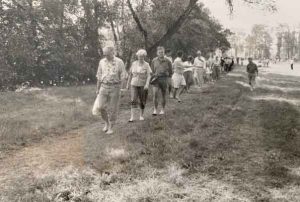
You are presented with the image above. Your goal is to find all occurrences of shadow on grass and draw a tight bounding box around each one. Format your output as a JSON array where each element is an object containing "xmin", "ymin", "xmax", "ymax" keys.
[{"xmin": 257, "ymin": 100, "xmax": 300, "ymax": 187}]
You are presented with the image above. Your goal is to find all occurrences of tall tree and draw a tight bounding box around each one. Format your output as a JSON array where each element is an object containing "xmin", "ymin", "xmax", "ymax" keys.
[{"xmin": 127, "ymin": 0, "xmax": 199, "ymax": 56}]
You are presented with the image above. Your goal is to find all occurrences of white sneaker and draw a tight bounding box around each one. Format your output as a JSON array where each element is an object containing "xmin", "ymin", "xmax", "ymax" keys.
[
  {"xmin": 176, "ymin": 97, "xmax": 182, "ymax": 102},
  {"xmin": 152, "ymin": 109, "xmax": 158, "ymax": 116},
  {"xmin": 103, "ymin": 123, "xmax": 108, "ymax": 132},
  {"xmin": 139, "ymin": 116, "xmax": 145, "ymax": 121},
  {"xmin": 159, "ymin": 110, "xmax": 165, "ymax": 115},
  {"xmin": 106, "ymin": 129, "xmax": 114, "ymax": 135}
]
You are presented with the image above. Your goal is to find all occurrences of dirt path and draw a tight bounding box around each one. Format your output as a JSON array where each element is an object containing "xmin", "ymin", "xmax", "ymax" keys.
[
  {"xmin": 0, "ymin": 82, "xmax": 214, "ymax": 191},
  {"xmin": 0, "ymin": 130, "xmax": 83, "ymax": 188}
]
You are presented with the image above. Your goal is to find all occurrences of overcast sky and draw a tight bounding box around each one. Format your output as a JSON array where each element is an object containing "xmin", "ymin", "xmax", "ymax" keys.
[{"xmin": 200, "ymin": 0, "xmax": 300, "ymax": 33}]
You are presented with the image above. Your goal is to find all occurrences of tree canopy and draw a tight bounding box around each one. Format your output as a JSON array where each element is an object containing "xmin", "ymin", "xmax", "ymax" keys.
[{"xmin": 0, "ymin": 0, "xmax": 233, "ymax": 89}]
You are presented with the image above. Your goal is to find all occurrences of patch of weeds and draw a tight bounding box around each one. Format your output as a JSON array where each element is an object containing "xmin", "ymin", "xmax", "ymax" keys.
[{"xmin": 0, "ymin": 119, "xmax": 34, "ymax": 150}]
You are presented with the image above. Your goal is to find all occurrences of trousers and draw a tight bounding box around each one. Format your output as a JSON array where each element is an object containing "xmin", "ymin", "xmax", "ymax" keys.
[{"xmin": 98, "ymin": 84, "xmax": 121, "ymax": 123}]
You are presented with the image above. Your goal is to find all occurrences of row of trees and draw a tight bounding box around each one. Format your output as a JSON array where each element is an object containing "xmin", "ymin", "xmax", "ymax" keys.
[
  {"xmin": 276, "ymin": 24, "xmax": 300, "ymax": 60},
  {"xmin": 229, "ymin": 25, "xmax": 273, "ymax": 59},
  {"xmin": 0, "ymin": 0, "xmax": 277, "ymax": 89}
]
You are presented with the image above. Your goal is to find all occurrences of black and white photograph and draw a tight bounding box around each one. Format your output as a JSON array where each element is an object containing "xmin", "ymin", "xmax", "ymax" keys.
[{"xmin": 0, "ymin": 0, "xmax": 300, "ymax": 201}]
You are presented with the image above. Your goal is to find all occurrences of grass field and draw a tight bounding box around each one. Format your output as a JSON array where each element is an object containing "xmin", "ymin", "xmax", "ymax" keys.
[
  {"xmin": 0, "ymin": 85, "xmax": 98, "ymax": 153},
  {"xmin": 1, "ymin": 65, "xmax": 300, "ymax": 201}
]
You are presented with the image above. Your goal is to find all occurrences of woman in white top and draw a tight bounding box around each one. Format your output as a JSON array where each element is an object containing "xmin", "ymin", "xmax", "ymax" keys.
[
  {"xmin": 206, "ymin": 54, "xmax": 214, "ymax": 82},
  {"xmin": 127, "ymin": 49, "xmax": 152, "ymax": 122},
  {"xmin": 193, "ymin": 50, "xmax": 206, "ymax": 87},
  {"xmin": 171, "ymin": 51, "xmax": 186, "ymax": 102}
]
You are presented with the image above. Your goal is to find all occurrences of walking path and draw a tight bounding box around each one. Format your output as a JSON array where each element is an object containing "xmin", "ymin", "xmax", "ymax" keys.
[{"xmin": 0, "ymin": 79, "xmax": 214, "ymax": 191}]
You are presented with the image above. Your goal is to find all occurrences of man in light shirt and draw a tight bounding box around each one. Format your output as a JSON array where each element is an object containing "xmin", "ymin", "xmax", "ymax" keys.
[
  {"xmin": 193, "ymin": 50, "xmax": 206, "ymax": 87},
  {"xmin": 96, "ymin": 46, "xmax": 127, "ymax": 134}
]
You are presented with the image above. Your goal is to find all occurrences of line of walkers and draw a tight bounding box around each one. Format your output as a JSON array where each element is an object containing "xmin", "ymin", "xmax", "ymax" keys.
[{"xmin": 92, "ymin": 45, "xmax": 233, "ymax": 134}]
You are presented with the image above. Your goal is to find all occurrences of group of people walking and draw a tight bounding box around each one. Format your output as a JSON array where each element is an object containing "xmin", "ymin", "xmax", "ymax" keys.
[{"xmin": 93, "ymin": 45, "xmax": 231, "ymax": 134}]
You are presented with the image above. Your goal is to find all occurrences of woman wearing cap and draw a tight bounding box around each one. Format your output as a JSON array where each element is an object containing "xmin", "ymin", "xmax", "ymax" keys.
[{"xmin": 127, "ymin": 49, "xmax": 152, "ymax": 122}]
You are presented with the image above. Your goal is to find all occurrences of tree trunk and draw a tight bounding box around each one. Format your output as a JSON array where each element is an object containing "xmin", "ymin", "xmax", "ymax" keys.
[
  {"xmin": 147, "ymin": 0, "xmax": 198, "ymax": 56},
  {"xmin": 0, "ymin": 0, "xmax": 3, "ymax": 13},
  {"xmin": 81, "ymin": 0, "xmax": 101, "ymax": 70},
  {"xmin": 26, "ymin": 0, "xmax": 38, "ymax": 48},
  {"xmin": 104, "ymin": 0, "xmax": 119, "ymax": 54},
  {"xmin": 126, "ymin": 0, "xmax": 148, "ymax": 50},
  {"xmin": 127, "ymin": 0, "xmax": 198, "ymax": 57}
]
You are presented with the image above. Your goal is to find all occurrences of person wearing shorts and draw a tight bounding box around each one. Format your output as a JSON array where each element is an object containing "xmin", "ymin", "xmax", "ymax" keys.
[
  {"xmin": 247, "ymin": 57, "xmax": 258, "ymax": 91},
  {"xmin": 172, "ymin": 51, "xmax": 186, "ymax": 102},
  {"xmin": 127, "ymin": 49, "xmax": 152, "ymax": 122},
  {"xmin": 151, "ymin": 46, "xmax": 173, "ymax": 115}
]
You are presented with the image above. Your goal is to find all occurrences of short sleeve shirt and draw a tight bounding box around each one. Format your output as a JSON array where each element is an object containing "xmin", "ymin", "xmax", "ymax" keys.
[
  {"xmin": 165, "ymin": 56, "xmax": 173, "ymax": 63},
  {"xmin": 291, "ymin": 59, "xmax": 294, "ymax": 65},
  {"xmin": 151, "ymin": 57, "xmax": 173, "ymax": 77},
  {"xmin": 207, "ymin": 57, "xmax": 214, "ymax": 68},
  {"xmin": 247, "ymin": 63, "xmax": 258, "ymax": 74},
  {"xmin": 194, "ymin": 57, "xmax": 206, "ymax": 68},
  {"xmin": 183, "ymin": 61, "xmax": 194, "ymax": 72},
  {"xmin": 214, "ymin": 59, "xmax": 221, "ymax": 66},
  {"xmin": 173, "ymin": 57, "xmax": 185, "ymax": 74},
  {"xmin": 96, "ymin": 57, "xmax": 126, "ymax": 84},
  {"xmin": 225, "ymin": 58, "xmax": 232, "ymax": 64},
  {"xmin": 130, "ymin": 61, "xmax": 152, "ymax": 87}
]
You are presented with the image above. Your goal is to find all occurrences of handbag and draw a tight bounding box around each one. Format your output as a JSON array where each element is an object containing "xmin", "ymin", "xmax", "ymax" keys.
[
  {"xmin": 150, "ymin": 75, "xmax": 159, "ymax": 85},
  {"xmin": 92, "ymin": 94, "xmax": 101, "ymax": 116}
]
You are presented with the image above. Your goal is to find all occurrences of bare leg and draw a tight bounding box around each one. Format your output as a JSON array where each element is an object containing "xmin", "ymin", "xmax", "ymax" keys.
[
  {"xmin": 168, "ymin": 81, "xmax": 172, "ymax": 96},
  {"xmin": 173, "ymin": 88, "xmax": 178, "ymax": 99},
  {"xmin": 153, "ymin": 86, "xmax": 159, "ymax": 115},
  {"xmin": 130, "ymin": 86, "xmax": 138, "ymax": 122},
  {"xmin": 179, "ymin": 86, "xmax": 185, "ymax": 97},
  {"xmin": 100, "ymin": 108, "xmax": 109, "ymax": 132},
  {"xmin": 138, "ymin": 87, "xmax": 145, "ymax": 120},
  {"xmin": 160, "ymin": 86, "xmax": 167, "ymax": 114}
]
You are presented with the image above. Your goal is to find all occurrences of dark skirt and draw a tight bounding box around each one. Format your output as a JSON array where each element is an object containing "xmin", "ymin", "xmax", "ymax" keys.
[{"xmin": 183, "ymin": 71, "xmax": 194, "ymax": 86}]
